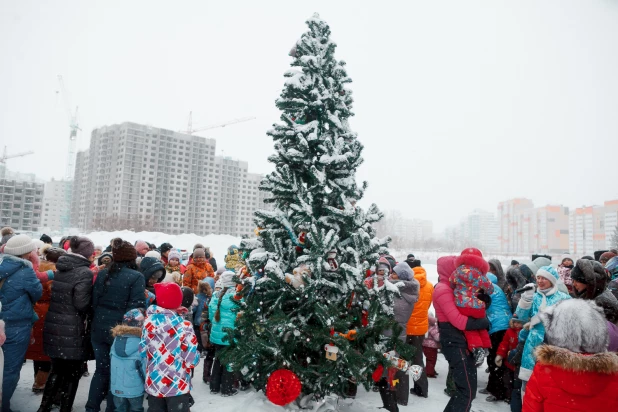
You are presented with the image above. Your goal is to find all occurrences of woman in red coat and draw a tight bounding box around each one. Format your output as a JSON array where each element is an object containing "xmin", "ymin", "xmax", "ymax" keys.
[
  {"xmin": 25, "ymin": 246, "xmax": 65, "ymax": 392},
  {"xmin": 523, "ymin": 299, "xmax": 618, "ymax": 411}
]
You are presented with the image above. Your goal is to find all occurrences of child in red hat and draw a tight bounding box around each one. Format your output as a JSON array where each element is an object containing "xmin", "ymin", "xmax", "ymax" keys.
[
  {"xmin": 139, "ymin": 282, "xmax": 199, "ymax": 411},
  {"xmin": 450, "ymin": 248, "xmax": 493, "ymax": 365}
]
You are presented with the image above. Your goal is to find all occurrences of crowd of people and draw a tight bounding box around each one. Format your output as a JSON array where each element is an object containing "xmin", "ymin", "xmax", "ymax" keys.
[{"xmin": 0, "ymin": 225, "xmax": 617, "ymax": 412}]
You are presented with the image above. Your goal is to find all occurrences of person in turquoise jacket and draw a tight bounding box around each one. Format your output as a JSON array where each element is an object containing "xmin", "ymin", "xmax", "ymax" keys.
[
  {"xmin": 482, "ymin": 273, "xmax": 512, "ymax": 402},
  {"xmin": 514, "ymin": 265, "xmax": 570, "ymax": 398},
  {"xmin": 110, "ymin": 309, "xmax": 146, "ymax": 412},
  {"xmin": 208, "ymin": 271, "xmax": 238, "ymax": 396}
]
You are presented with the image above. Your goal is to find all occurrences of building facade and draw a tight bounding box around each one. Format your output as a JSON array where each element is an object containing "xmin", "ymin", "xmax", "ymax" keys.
[
  {"xmin": 71, "ymin": 121, "xmax": 269, "ymax": 236},
  {"xmin": 569, "ymin": 200, "xmax": 618, "ymax": 255},
  {"xmin": 497, "ymin": 198, "xmax": 535, "ymax": 254},
  {"xmin": 0, "ymin": 177, "xmax": 44, "ymax": 231},
  {"xmin": 41, "ymin": 179, "xmax": 72, "ymax": 232},
  {"xmin": 460, "ymin": 209, "xmax": 499, "ymax": 253}
]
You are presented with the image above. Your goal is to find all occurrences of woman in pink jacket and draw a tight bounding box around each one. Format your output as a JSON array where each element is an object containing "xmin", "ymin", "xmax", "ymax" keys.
[{"xmin": 433, "ymin": 256, "xmax": 490, "ymax": 412}]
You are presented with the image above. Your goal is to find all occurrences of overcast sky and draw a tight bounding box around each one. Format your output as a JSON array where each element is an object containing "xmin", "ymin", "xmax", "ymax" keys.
[{"xmin": 2, "ymin": 0, "xmax": 617, "ymax": 232}]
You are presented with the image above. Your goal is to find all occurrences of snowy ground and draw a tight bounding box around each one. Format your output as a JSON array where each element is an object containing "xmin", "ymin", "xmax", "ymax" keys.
[
  {"xmin": 11, "ymin": 354, "xmax": 509, "ymax": 412},
  {"xmin": 10, "ymin": 264, "xmax": 508, "ymax": 412}
]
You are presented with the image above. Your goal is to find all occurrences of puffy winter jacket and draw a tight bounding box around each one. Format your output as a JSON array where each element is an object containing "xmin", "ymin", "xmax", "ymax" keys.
[
  {"xmin": 43, "ymin": 253, "xmax": 93, "ymax": 360},
  {"xmin": 486, "ymin": 274, "xmax": 511, "ymax": 334},
  {"xmin": 92, "ymin": 263, "xmax": 145, "ymax": 345},
  {"xmin": 183, "ymin": 261, "xmax": 214, "ymax": 293},
  {"xmin": 111, "ymin": 325, "xmax": 145, "ymax": 398},
  {"xmin": 515, "ymin": 287, "xmax": 570, "ymax": 381},
  {"xmin": 384, "ymin": 278, "xmax": 419, "ymax": 343},
  {"xmin": 450, "ymin": 265, "xmax": 493, "ymax": 309},
  {"xmin": 433, "ymin": 256, "xmax": 489, "ymax": 349},
  {"xmin": 422, "ymin": 315, "xmax": 440, "ymax": 349},
  {"xmin": 523, "ymin": 345, "xmax": 618, "ymax": 412},
  {"xmin": 26, "ymin": 260, "xmax": 55, "ymax": 362},
  {"xmin": 406, "ymin": 266, "xmax": 433, "ymax": 335},
  {"xmin": 496, "ymin": 326, "xmax": 520, "ymax": 371},
  {"xmin": 0, "ymin": 254, "xmax": 42, "ymax": 326},
  {"xmin": 208, "ymin": 288, "xmax": 237, "ymax": 346},
  {"xmin": 139, "ymin": 305, "xmax": 199, "ymax": 397}
]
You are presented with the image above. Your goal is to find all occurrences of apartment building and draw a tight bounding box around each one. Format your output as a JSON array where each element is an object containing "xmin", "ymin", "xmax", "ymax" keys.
[
  {"xmin": 71, "ymin": 122, "xmax": 268, "ymax": 236},
  {"xmin": 497, "ymin": 198, "xmax": 535, "ymax": 254},
  {"xmin": 460, "ymin": 209, "xmax": 499, "ymax": 253},
  {"xmin": 41, "ymin": 179, "xmax": 72, "ymax": 232},
  {"xmin": 0, "ymin": 177, "xmax": 44, "ymax": 231},
  {"xmin": 569, "ymin": 200, "xmax": 618, "ymax": 255}
]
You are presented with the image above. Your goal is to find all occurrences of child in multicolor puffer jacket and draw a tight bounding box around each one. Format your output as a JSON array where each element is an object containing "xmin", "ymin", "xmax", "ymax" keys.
[
  {"xmin": 449, "ymin": 248, "xmax": 493, "ymax": 364},
  {"xmin": 139, "ymin": 282, "xmax": 199, "ymax": 412}
]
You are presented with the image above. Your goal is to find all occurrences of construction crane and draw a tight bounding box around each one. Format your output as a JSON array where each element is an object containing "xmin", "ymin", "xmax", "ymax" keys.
[
  {"xmin": 1, "ymin": 146, "xmax": 34, "ymax": 164},
  {"xmin": 180, "ymin": 111, "xmax": 256, "ymax": 135},
  {"xmin": 57, "ymin": 75, "xmax": 81, "ymax": 181},
  {"xmin": 0, "ymin": 146, "xmax": 34, "ymax": 179}
]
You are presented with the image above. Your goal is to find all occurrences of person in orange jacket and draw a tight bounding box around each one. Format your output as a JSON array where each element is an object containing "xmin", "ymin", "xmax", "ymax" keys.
[
  {"xmin": 182, "ymin": 248, "xmax": 214, "ymax": 293},
  {"xmin": 405, "ymin": 254, "xmax": 433, "ymax": 398}
]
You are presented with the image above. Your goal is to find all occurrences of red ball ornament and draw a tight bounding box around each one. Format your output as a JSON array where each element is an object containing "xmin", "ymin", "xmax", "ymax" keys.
[{"xmin": 265, "ymin": 369, "xmax": 302, "ymax": 406}]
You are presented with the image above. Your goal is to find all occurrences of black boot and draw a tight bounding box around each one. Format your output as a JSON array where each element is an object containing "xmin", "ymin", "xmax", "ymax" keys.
[
  {"xmin": 377, "ymin": 379, "xmax": 399, "ymax": 412},
  {"xmin": 59, "ymin": 377, "xmax": 80, "ymax": 412},
  {"xmin": 203, "ymin": 357, "xmax": 213, "ymax": 383},
  {"xmin": 37, "ymin": 372, "xmax": 62, "ymax": 412}
]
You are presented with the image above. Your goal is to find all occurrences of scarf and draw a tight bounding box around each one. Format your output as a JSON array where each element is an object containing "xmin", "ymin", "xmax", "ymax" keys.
[{"xmin": 529, "ymin": 284, "xmax": 558, "ymax": 327}]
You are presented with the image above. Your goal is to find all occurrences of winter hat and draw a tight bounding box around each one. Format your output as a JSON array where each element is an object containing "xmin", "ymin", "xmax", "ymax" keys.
[
  {"xmin": 181, "ymin": 287, "xmax": 194, "ymax": 309},
  {"xmin": 44, "ymin": 247, "xmax": 66, "ymax": 264},
  {"xmin": 219, "ymin": 270, "xmax": 236, "ymax": 288},
  {"xmin": 204, "ymin": 277, "xmax": 216, "ymax": 291},
  {"xmin": 97, "ymin": 252, "xmax": 113, "ymax": 266},
  {"xmin": 193, "ymin": 248, "xmax": 206, "ymax": 259},
  {"xmin": 122, "ymin": 308, "xmax": 145, "ymax": 328},
  {"xmin": 216, "ymin": 266, "xmax": 225, "ymax": 276},
  {"xmin": 393, "ymin": 262, "xmax": 414, "ymax": 281},
  {"xmin": 145, "ymin": 250, "xmax": 161, "ymax": 260},
  {"xmin": 139, "ymin": 257, "xmax": 165, "ymax": 283},
  {"xmin": 533, "ymin": 256, "xmax": 552, "ymax": 270},
  {"xmin": 455, "ymin": 247, "xmax": 489, "ymax": 274},
  {"xmin": 581, "ymin": 255, "xmax": 594, "ymax": 261},
  {"xmin": 159, "ymin": 242, "xmax": 174, "ymax": 255},
  {"xmin": 193, "ymin": 243, "xmax": 205, "ymax": 251},
  {"xmin": 510, "ymin": 260, "xmax": 519, "ymax": 266},
  {"xmin": 600, "ymin": 251, "xmax": 617, "ymax": 264},
  {"xmin": 0, "ymin": 227, "xmax": 15, "ymax": 246},
  {"xmin": 111, "ymin": 238, "xmax": 137, "ymax": 262},
  {"xmin": 383, "ymin": 255, "xmax": 397, "ymax": 272},
  {"xmin": 214, "ymin": 279, "xmax": 223, "ymax": 289},
  {"xmin": 535, "ymin": 266, "xmax": 559, "ymax": 287},
  {"xmin": 168, "ymin": 250, "xmax": 182, "ymax": 263},
  {"xmin": 3, "ymin": 234, "xmax": 36, "ymax": 256},
  {"xmin": 69, "ymin": 236, "xmax": 95, "ymax": 260},
  {"xmin": 539, "ymin": 299, "xmax": 609, "ymax": 353},
  {"xmin": 376, "ymin": 256, "xmax": 392, "ymax": 273},
  {"xmin": 570, "ymin": 259, "xmax": 606, "ymax": 285},
  {"xmin": 40, "ymin": 234, "xmax": 53, "ymax": 245},
  {"xmin": 406, "ymin": 253, "xmax": 415, "ymax": 261},
  {"xmin": 154, "ymin": 282, "xmax": 183, "ymax": 309},
  {"xmin": 561, "ymin": 254, "xmax": 574, "ymax": 265}
]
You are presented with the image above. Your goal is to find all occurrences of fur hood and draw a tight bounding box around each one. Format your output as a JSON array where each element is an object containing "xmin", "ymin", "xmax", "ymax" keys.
[
  {"xmin": 535, "ymin": 345, "xmax": 618, "ymax": 374},
  {"xmin": 111, "ymin": 324, "xmax": 142, "ymax": 338},
  {"xmin": 506, "ymin": 266, "xmax": 527, "ymax": 290},
  {"xmin": 455, "ymin": 253, "xmax": 489, "ymax": 275},
  {"xmin": 488, "ymin": 259, "xmax": 506, "ymax": 290},
  {"xmin": 539, "ymin": 299, "xmax": 609, "ymax": 353},
  {"xmin": 572, "ymin": 259, "xmax": 608, "ymax": 299}
]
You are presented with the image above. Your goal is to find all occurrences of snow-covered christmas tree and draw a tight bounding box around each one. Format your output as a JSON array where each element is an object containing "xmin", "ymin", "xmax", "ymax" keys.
[{"xmin": 223, "ymin": 13, "xmax": 411, "ymax": 405}]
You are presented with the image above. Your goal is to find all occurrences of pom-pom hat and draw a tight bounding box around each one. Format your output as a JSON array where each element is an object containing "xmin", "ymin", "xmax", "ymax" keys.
[
  {"xmin": 3, "ymin": 234, "xmax": 36, "ymax": 256},
  {"xmin": 154, "ymin": 282, "xmax": 183, "ymax": 309},
  {"xmin": 455, "ymin": 247, "xmax": 489, "ymax": 274}
]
